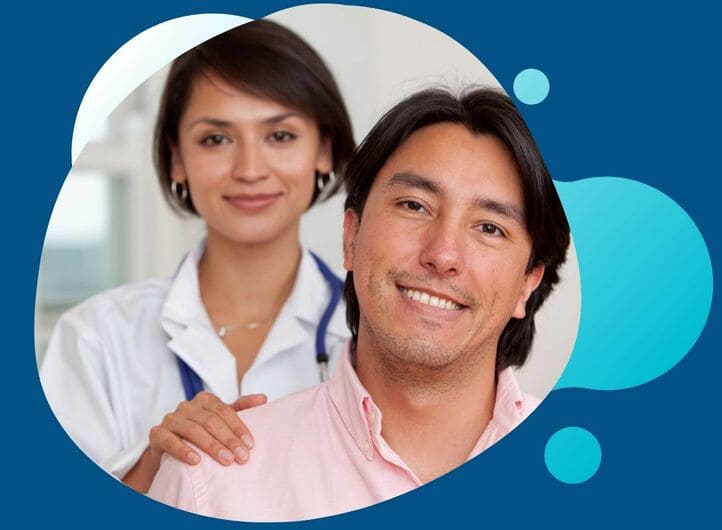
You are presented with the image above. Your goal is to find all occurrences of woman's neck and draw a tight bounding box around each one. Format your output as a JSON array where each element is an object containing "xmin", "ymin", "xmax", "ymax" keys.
[{"xmin": 198, "ymin": 227, "xmax": 302, "ymax": 324}]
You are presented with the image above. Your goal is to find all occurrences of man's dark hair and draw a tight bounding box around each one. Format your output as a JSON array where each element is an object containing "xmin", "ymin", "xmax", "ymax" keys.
[{"xmin": 343, "ymin": 87, "xmax": 570, "ymax": 372}]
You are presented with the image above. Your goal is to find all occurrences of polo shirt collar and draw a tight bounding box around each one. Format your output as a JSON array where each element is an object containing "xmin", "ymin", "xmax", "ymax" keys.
[{"xmin": 328, "ymin": 343, "xmax": 530, "ymax": 464}]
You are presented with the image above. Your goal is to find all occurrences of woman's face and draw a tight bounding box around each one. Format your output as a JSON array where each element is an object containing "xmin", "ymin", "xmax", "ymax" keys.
[{"xmin": 171, "ymin": 73, "xmax": 332, "ymax": 247}]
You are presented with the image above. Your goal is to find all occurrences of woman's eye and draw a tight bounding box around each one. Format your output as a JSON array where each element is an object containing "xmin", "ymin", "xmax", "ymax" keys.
[
  {"xmin": 200, "ymin": 134, "xmax": 229, "ymax": 146},
  {"xmin": 269, "ymin": 131, "xmax": 296, "ymax": 143}
]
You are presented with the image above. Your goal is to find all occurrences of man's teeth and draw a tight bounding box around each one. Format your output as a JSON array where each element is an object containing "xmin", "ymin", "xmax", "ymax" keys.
[{"xmin": 400, "ymin": 288, "xmax": 462, "ymax": 311}]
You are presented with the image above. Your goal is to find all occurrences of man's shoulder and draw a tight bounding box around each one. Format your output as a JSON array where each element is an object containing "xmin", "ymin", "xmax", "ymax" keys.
[
  {"xmin": 200, "ymin": 383, "xmax": 331, "ymax": 474},
  {"xmin": 238, "ymin": 383, "xmax": 330, "ymax": 433}
]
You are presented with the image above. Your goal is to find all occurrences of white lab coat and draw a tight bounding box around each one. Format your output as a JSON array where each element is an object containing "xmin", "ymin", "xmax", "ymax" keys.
[{"xmin": 39, "ymin": 241, "xmax": 350, "ymax": 479}]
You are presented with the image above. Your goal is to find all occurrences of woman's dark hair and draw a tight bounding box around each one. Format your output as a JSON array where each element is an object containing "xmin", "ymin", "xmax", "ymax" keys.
[
  {"xmin": 344, "ymin": 87, "xmax": 570, "ymax": 372},
  {"xmin": 154, "ymin": 19, "xmax": 355, "ymax": 214}
]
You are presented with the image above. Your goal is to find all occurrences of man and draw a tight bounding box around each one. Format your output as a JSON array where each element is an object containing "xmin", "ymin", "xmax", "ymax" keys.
[{"xmin": 148, "ymin": 87, "xmax": 570, "ymax": 521}]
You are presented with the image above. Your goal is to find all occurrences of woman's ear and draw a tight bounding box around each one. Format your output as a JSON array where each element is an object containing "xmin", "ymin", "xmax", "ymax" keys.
[
  {"xmin": 316, "ymin": 136, "xmax": 333, "ymax": 176},
  {"xmin": 170, "ymin": 144, "xmax": 186, "ymax": 184}
]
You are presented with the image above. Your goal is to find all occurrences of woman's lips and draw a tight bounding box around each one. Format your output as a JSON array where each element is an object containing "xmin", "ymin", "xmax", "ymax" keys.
[{"xmin": 225, "ymin": 192, "xmax": 282, "ymax": 212}]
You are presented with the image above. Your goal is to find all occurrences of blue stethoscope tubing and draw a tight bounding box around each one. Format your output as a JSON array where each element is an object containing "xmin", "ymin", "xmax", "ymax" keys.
[{"xmin": 176, "ymin": 252, "xmax": 344, "ymax": 401}]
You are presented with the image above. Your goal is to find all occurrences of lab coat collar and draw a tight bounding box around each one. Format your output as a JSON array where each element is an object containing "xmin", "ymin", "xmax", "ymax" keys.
[
  {"xmin": 248, "ymin": 247, "xmax": 349, "ymax": 369},
  {"xmin": 285, "ymin": 248, "xmax": 348, "ymax": 336},
  {"xmin": 161, "ymin": 241, "xmax": 238, "ymax": 403},
  {"xmin": 160, "ymin": 240, "xmax": 349, "ymax": 400}
]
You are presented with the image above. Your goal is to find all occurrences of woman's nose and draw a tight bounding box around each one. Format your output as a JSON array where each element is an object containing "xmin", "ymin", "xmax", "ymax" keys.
[{"xmin": 232, "ymin": 139, "xmax": 269, "ymax": 182}]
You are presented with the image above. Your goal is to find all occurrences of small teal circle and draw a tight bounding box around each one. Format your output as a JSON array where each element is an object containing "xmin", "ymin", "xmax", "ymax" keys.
[
  {"xmin": 513, "ymin": 68, "xmax": 550, "ymax": 105},
  {"xmin": 544, "ymin": 427, "xmax": 601, "ymax": 484}
]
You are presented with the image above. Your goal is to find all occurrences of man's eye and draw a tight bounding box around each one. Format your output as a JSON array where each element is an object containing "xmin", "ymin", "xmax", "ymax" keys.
[
  {"xmin": 479, "ymin": 223, "xmax": 503, "ymax": 236},
  {"xmin": 201, "ymin": 134, "xmax": 229, "ymax": 146},
  {"xmin": 401, "ymin": 200, "xmax": 426, "ymax": 213},
  {"xmin": 269, "ymin": 131, "xmax": 296, "ymax": 142}
]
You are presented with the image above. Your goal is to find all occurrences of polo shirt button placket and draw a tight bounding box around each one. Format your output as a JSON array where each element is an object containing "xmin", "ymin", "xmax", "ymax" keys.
[{"xmin": 363, "ymin": 440, "xmax": 373, "ymax": 460}]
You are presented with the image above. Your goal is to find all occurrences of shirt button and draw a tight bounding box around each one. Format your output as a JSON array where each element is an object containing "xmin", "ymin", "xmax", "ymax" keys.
[{"xmin": 363, "ymin": 442, "xmax": 370, "ymax": 453}]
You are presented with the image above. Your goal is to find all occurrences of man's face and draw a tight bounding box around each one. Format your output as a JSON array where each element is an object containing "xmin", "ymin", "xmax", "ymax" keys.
[{"xmin": 344, "ymin": 122, "xmax": 544, "ymax": 372}]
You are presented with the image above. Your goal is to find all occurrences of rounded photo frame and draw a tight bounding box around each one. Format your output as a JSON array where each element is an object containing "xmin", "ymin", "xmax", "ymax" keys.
[{"xmin": 36, "ymin": 3, "xmax": 581, "ymax": 524}]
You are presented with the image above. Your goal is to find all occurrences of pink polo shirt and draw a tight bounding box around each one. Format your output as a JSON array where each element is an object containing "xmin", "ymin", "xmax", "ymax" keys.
[{"xmin": 148, "ymin": 343, "xmax": 539, "ymax": 521}]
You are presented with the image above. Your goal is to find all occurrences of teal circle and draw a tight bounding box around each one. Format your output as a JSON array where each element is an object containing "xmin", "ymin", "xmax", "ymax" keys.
[
  {"xmin": 544, "ymin": 427, "xmax": 601, "ymax": 484},
  {"xmin": 513, "ymin": 68, "xmax": 550, "ymax": 105},
  {"xmin": 554, "ymin": 177, "xmax": 713, "ymax": 390}
]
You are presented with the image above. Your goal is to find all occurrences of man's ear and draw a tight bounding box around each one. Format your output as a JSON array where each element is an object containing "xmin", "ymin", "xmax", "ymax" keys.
[
  {"xmin": 512, "ymin": 264, "xmax": 545, "ymax": 319},
  {"xmin": 170, "ymin": 144, "xmax": 186, "ymax": 184},
  {"xmin": 343, "ymin": 208, "xmax": 360, "ymax": 272}
]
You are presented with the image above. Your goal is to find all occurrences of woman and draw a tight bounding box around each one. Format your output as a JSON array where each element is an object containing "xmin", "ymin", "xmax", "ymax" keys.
[{"xmin": 40, "ymin": 20, "xmax": 355, "ymax": 493}]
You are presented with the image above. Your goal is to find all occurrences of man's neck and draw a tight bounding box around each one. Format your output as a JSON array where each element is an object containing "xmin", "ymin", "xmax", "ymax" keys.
[{"xmin": 354, "ymin": 335, "xmax": 498, "ymax": 484}]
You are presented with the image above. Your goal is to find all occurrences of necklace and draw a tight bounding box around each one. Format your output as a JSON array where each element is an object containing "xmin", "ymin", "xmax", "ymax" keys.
[{"xmin": 216, "ymin": 317, "xmax": 274, "ymax": 337}]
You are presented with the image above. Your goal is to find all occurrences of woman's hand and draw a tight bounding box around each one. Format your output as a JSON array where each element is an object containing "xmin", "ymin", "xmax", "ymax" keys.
[
  {"xmin": 122, "ymin": 392, "xmax": 267, "ymax": 493},
  {"xmin": 149, "ymin": 391, "xmax": 268, "ymax": 466}
]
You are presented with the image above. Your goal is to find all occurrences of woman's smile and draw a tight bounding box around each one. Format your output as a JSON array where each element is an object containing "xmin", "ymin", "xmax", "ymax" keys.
[{"xmin": 224, "ymin": 192, "xmax": 284, "ymax": 213}]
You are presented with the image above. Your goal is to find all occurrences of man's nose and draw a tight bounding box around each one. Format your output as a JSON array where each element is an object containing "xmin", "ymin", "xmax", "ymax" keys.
[
  {"xmin": 232, "ymin": 139, "xmax": 269, "ymax": 182},
  {"xmin": 419, "ymin": 217, "xmax": 465, "ymax": 277}
]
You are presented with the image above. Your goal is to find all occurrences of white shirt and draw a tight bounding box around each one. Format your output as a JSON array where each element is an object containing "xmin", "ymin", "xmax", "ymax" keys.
[{"xmin": 39, "ymin": 241, "xmax": 349, "ymax": 479}]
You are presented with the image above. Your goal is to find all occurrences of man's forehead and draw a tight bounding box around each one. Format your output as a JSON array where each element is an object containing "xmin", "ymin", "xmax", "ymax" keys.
[{"xmin": 372, "ymin": 123, "xmax": 525, "ymax": 208}]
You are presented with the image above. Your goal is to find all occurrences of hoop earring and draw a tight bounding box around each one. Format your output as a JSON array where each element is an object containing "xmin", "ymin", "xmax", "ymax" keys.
[
  {"xmin": 171, "ymin": 180, "xmax": 188, "ymax": 204},
  {"xmin": 316, "ymin": 171, "xmax": 336, "ymax": 200}
]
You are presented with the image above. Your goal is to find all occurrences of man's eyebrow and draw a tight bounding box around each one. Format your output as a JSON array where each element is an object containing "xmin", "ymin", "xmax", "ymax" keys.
[
  {"xmin": 474, "ymin": 197, "xmax": 526, "ymax": 225},
  {"xmin": 187, "ymin": 112, "xmax": 300, "ymax": 129},
  {"xmin": 385, "ymin": 172, "xmax": 441, "ymax": 194},
  {"xmin": 386, "ymin": 171, "xmax": 525, "ymax": 224}
]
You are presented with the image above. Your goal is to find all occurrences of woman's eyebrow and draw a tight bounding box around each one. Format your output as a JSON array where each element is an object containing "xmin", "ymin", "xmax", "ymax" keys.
[
  {"xmin": 264, "ymin": 112, "xmax": 301, "ymax": 124},
  {"xmin": 187, "ymin": 117, "xmax": 231, "ymax": 129},
  {"xmin": 187, "ymin": 112, "xmax": 301, "ymax": 130}
]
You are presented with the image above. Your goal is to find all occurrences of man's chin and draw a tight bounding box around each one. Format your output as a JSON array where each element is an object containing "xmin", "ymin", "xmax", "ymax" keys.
[{"xmin": 384, "ymin": 337, "xmax": 461, "ymax": 371}]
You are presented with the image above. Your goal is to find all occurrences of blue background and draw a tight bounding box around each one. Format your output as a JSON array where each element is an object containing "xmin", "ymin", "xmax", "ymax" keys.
[{"xmin": 5, "ymin": 0, "xmax": 718, "ymax": 527}]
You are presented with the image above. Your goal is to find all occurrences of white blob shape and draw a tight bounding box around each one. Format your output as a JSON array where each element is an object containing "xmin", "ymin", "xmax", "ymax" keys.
[{"xmin": 72, "ymin": 14, "xmax": 251, "ymax": 162}]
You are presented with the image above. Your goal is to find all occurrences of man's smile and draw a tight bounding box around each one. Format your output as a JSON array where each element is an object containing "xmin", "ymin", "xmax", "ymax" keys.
[{"xmin": 397, "ymin": 286, "xmax": 464, "ymax": 311}]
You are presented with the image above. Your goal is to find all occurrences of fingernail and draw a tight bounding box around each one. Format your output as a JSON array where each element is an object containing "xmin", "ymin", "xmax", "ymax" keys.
[
  {"xmin": 241, "ymin": 434, "xmax": 254, "ymax": 449},
  {"xmin": 187, "ymin": 452, "xmax": 200, "ymax": 465},
  {"xmin": 219, "ymin": 449, "xmax": 234, "ymax": 464},
  {"xmin": 234, "ymin": 446, "xmax": 249, "ymax": 462}
]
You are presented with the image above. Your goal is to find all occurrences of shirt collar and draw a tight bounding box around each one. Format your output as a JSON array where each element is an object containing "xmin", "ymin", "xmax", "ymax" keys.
[
  {"xmin": 161, "ymin": 241, "xmax": 349, "ymax": 387},
  {"xmin": 275, "ymin": 248, "xmax": 348, "ymax": 338},
  {"xmin": 161, "ymin": 241, "xmax": 348, "ymax": 334},
  {"xmin": 160, "ymin": 240, "xmax": 238, "ymax": 402},
  {"xmin": 468, "ymin": 366, "xmax": 530, "ymax": 458},
  {"xmin": 489, "ymin": 367, "xmax": 527, "ymax": 431},
  {"xmin": 327, "ymin": 343, "xmax": 531, "ymax": 462},
  {"xmin": 161, "ymin": 240, "xmax": 209, "ymax": 331},
  {"xmin": 327, "ymin": 342, "xmax": 379, "ymax": 461}
]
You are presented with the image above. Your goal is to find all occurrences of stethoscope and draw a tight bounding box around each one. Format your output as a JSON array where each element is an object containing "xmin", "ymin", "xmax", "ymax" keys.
[{"xmin": 176, "ymin": 252, "xmax": 344, "ymax": 401}]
